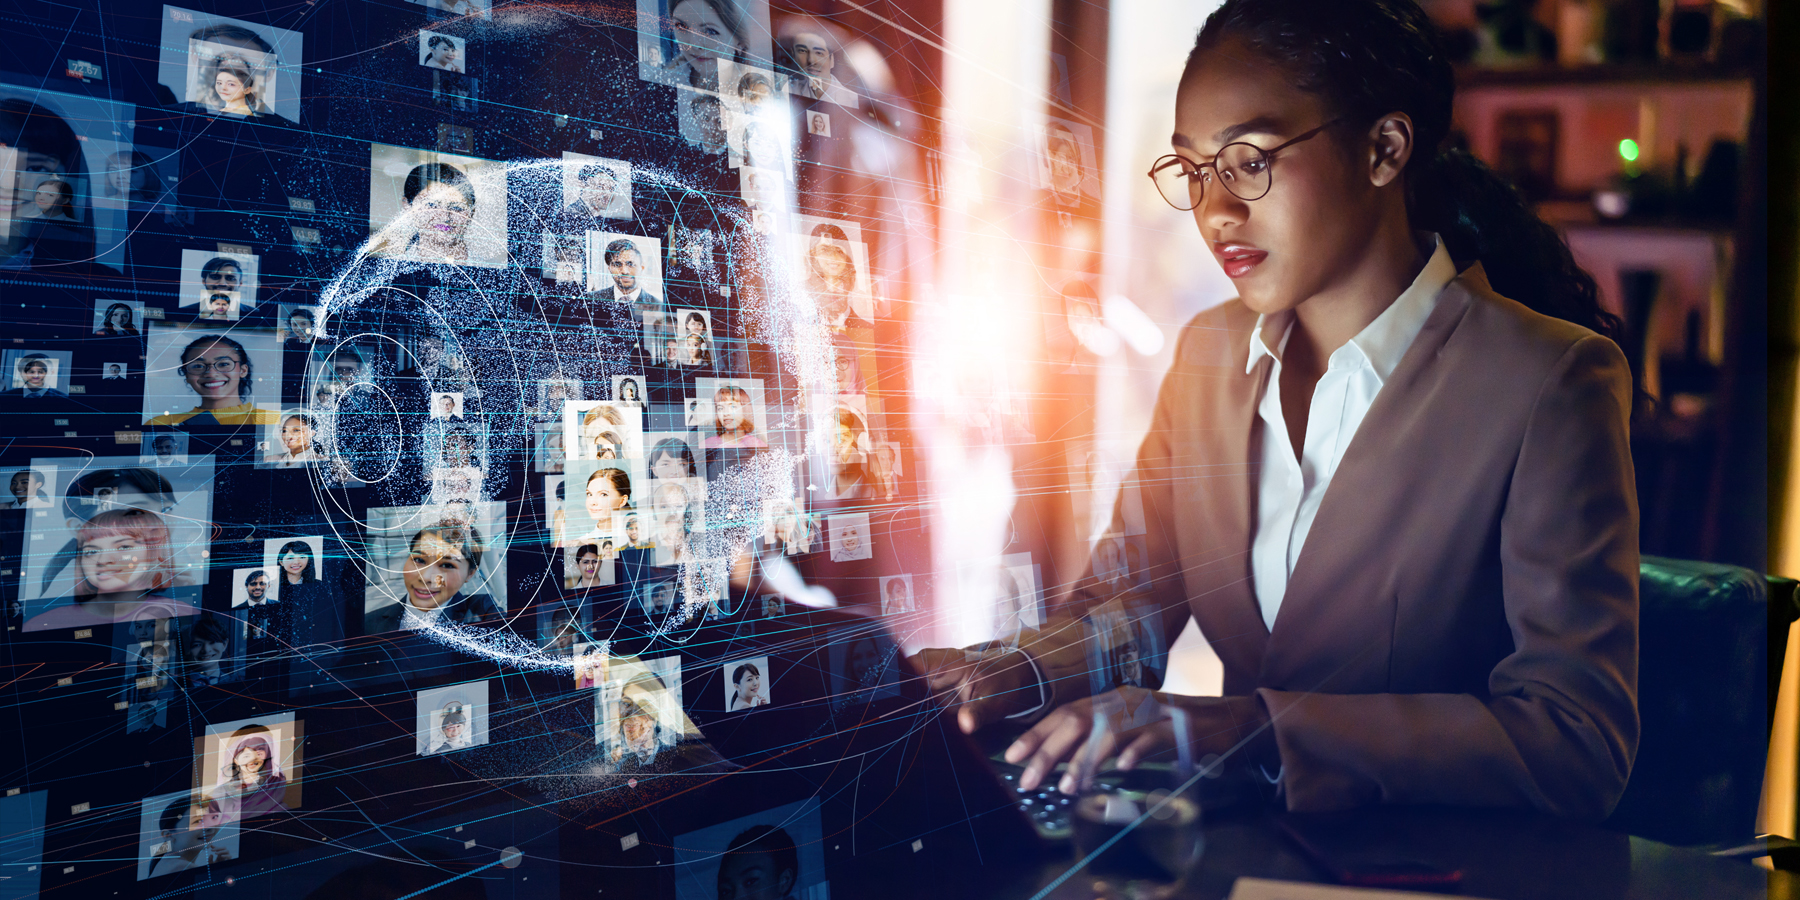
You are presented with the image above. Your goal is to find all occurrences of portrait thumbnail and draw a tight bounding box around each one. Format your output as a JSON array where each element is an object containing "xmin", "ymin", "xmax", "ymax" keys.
[
  {"xmin": 534, "ymin": 422, "xmax": 566, "ymax": 474},
  {"xmin": 0, "ymin": 82, "xmax": 136, "ymax": 271},
  {"xmin": 722, "ymin": 656, "xmax": 770, "ymax": 711},
  {"xmin": 158, "ymin": 7, "xmax": 303, "ymax": 122},
  {"xmin": 793, "ymin": 222, "xmax": 873, "ymax": 331},
  {"xmin": 806, "ymin": 110, "xmax": 831, "ymax": 137},
  {"xmin": 564, "ymin": 399, "xmax": 644, "ymax": 463},
  {"xmin": 367, "ymin": 143, "xmax": 507, "ymax": 268},
  {"xmin": 1, "ymin": 464, "xmax": 53, "ymax": 510},
  {"xmin": 362, "ymin": 500, "xmax": 508, "ymax": 634},
  {"xmin": 538, "ymin": 601, "xmax": 588, "ymax": 655},
  {"xmin": 419, "ymin": 31, "xmax": 466, "ymax": 73},
  {"xmin": 194, "ymin": 711, "xmax": 301, "ymax": 821},
  {"xmin": 597, "ymin": 654, "xmax": 685, "ymax": 763},
  {"xmin": 141, "ymin": 324, "xmax": 282, "ymax": 428},
  {"xmin": 1040, "ymin": 115, "xmax": 1099, "ymax": 205},
  {"xmin": 826, "ymin": 396, "xmax": 874, "ymax": 501},
  {"xmin": 564, "ymin": 538, "xmax": 617, "ymax": 590},
  {"xmin": 2, "ymin": 350, "xmax": 71, "ymax": 399},
  {"xmin": 93, "ymin": 298, "xmax": 145, "ymax": 337},
  {"xmin": 258, "ymin": 409, "xmax": 323, "ymax": 469},
  {"xmin": 827, "ymin": 512, "xmax": 871, "ymax": 562},
  {"xmin": 277, "ymin": 303, "xmax": 321, "ymax": 345},
  {"xmin": 407, "ymin": 0, "xmax": 491, "ymax": 17},
  {"xmin": 691, "ymin": 377, "xmax": 768, "ymax": 452},
  {"xmin": 585, "ymin": 231, "xmax": 664, "ymax": 301},
  {"xmin": 18, "ymin": 455, "xmax": 213, "ymax": 631},
  {"xmin": 230, "ymin": 566, "xmax": 274, "ymax": 608},
  {"xmin": 135, "ymin": 789, "xmax": 239, "ymax": 880},
  {"xmin": 879, "ymin": 574, "xmax": 914, "ymax": 617},
  {"xmin": 416, "ymin": 680, "xmax": 490, "ymax": 756},
  {"xmin": 430, "ymin": 391, "xmax": 465, "ymax": 419},
  {"xmin": 762, "ymin": 495, "xmax": 811, "ymax": 556},
  {"xmin": 103, "ymin": 362, "xmax": 130, "ymax": 379},
  {"xmin": 671, "ymin": 797, "xmax": 828, "ymax": 900},
  {"xmin": 262, "ymin": 535, "xmax": 326, "ymax": 605},
  {"xmin": 179, "ymin": 248, "xmax": 258, "ymax": 320},
  {"xmin": 612, "ymin": 374, "xmax": 645, "ymax": 407},
  {"xmin": 961, "ymin": 552, "xmax": 1042, "ymax": 640},
  {"xmin": 140, "ymin": 431, "xmax": 190, "ymax": 466},
  {"xmin": 635, "ymin": 0, "xmax": 775, "ymax": 91},
  {"xmin": 1084, "ymin": 602, "xmax": 1169, "ymax": 693},
  {"xmin": 563, "ymin": 459, "xmax": 645, "ymax": 551},
  {"xmin": 559, "ymin": 152, "xmax": 633, "ymax": 222},
  {"xmin": 177, "ymin": 610, "xmax": 242, "ymax": 689},
  {"xmin": 573, "ymin": 643, "xmax": 608, "ymax": 689}
]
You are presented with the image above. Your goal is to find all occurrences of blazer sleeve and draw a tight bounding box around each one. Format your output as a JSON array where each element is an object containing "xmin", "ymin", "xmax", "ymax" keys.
[{"xmin": 1254, "ymin": 333, "xmax": 1640, "ymax": 820}]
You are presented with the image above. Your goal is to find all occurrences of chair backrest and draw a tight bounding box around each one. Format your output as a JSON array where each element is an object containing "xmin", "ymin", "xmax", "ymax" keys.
[{"xmin": 1603, "ymin": 556, "xmax": 1790, "ymax": 846}]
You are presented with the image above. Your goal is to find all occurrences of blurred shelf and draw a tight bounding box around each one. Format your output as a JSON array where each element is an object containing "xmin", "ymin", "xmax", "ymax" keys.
[{"xmin": 1457, "ymin": 62, "xmax": 1756, "ymax": 89}]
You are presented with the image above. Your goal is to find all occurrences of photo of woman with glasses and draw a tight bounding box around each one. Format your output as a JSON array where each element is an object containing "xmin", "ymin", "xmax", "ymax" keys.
[
  {"xmin": 920, "ymin": 0, "xmax": 1640, "ymax": 822},
  {"xmin": 146, "ymin": 334, "xmax": 278, "ymax": 428}
]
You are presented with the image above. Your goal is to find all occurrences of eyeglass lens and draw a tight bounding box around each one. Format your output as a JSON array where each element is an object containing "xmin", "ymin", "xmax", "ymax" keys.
[{"xmin": 1152, "ymin": 143, "xmax": 1273, "ymax": 211}]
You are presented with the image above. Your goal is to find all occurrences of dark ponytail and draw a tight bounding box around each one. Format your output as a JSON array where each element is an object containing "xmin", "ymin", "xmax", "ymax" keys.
[{"xmin": 1191, "ymin": 0, "xmax": 1623, "ymax": 349}]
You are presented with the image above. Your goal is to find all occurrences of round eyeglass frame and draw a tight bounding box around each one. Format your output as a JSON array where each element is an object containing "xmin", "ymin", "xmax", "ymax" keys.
[{"xmin": 1147, "ymin": 118, "xmax": 1344, "ymax": 211}]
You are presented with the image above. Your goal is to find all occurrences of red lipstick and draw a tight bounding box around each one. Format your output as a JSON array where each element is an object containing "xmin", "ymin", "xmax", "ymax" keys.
[{"xmin": 1214, "ymin": 242, "xmax": 1267, "ymax": 279}]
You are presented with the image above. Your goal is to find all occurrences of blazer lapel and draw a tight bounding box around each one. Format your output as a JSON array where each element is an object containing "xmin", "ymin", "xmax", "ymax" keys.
[{"xmin": 1261, "ymin": 272, "xmax": 1481, "ymax": 678}]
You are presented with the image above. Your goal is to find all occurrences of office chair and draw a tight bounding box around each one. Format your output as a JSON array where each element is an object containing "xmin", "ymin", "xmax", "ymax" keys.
[{"xmin": 1601, "ymin": 556, "xmax": 1798, "ymax": 865}]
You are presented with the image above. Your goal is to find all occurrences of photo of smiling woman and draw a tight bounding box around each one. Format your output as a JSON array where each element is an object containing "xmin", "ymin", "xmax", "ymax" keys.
[
  {"xmin": 703, "ymin": 384, "xmax": 766, "ymax": 450},
  {"xmin": 917, "ymin": 0, "xmax": 1642, "ymax": 822},
  {"xmin": 211, "ymin": 724, "xmax": 289, "ymax": 819},
  {"xmin": 365, "ymin": 519, "xmax": 500, "ymax": 634},
  {"xmin": 420, "ymin": 33, "xmax": 464, "ymax": 73},
  {"xmin": 145, "ymin": 333, "xmax": 279, "ymax": 428},
  {"xmin": 23, "ymin": 507, "xmax": 198, "ymax": 631},
  {"xmin": 264, "ymin": 411, "xmax": 321, "ymax": 468},
  {"xmin": 389, "ymin": 162, "xmax": 476, "ymax": 264},
  {"xmin": 643, "ymin": 0, "xmax": 755, "ymax": 92},
  {"xmin": 204, "ymin": 55, "xmax": 268, "ymax": 117}
]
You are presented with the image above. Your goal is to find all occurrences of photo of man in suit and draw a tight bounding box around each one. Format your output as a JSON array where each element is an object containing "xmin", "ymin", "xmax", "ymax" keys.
[
  {"xmin": 559, "ymin": 163, "xmax": 623, "ymax": 232},
  {"xmin": 588, "ymin": 237, "xmax": 665, "ymax": 325}
]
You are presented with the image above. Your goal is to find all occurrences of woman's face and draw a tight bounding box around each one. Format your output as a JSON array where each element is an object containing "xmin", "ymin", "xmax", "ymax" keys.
[
  {"xmin": 288, "ymin": 313, "xmax": 310, "ymax": 336},
  {"xmin": 203, "ymin": 264, "xmax": 241, "ymax": 293},
  {"xmin": 233, "ymin": 744, "xmax": 266, "ymax": 774},
  {"xmin": 108, "ymin": 163, "xmax": 133, "ymax": 194},
  {"xmin": 621, "ymin": 712, "xmax": 655, "ymax": 751},
  {"xmin": 651, "ymin": 451, "xmax": 686, "ymax": 481},
  {"xmin": 32, "ymin": 185, "xmax": 56, "ymax": 212},
  {"xmin": 280, "ymin": 550, "xmax": 309, "ymax": 576},
  {"xmin": 214, "ymin": 71, "xmax": 247, "ymax": 104},
  {"xmin": 80, "ymin": 533, "xmax": 150, "ymax": 593},
  {"xmin": 841, "ymin": 527, "xmax": 861, "ymax": 554},
  {"xmin": 671, "ymin": 0, "xmax": 744, "ymax": 66},
  {"xmin": 586, "ymin": 475, "xmax": 624, "ymax": 516},
  {"xmin": 621, "ymin": 380, "xmax": 639, "ymax": 400},
  {"xmin": 111, "ymin": 306, "xmax": 131, "ymax": 327},
  {"xmin": 403, "ymin": 532, "xmax": 473, "ymax": 610},
  {"xmin": 282, "ymin": 419, "xmax": 312, "ymax": 452},
  {"xmin": 738, "ymin": 670, "xmax": 761, "ymax": 697},
  {"xmin": 716, "ymin": 395, "xmax": 744, "ymax": 432},
  {"xmin": 192, "ymin": 637, "xmax": 227, "ymax": 663},
  {"xmin": 685, "ymin": 316, "xmax": 705, "ymax": 336},
  {"xmin": 181, "ymin": 342, "xmax": 244, "ymax": 406},
  {"xmin": 410, "ymin": 182, "xmax": 474, "ymax": 245},
  {"xmin": 833, "ymin": 422, "xmax": 858, "ymax": 465},
  {"xmin": 1174, "ymin": 35, "xmax": 1371, "ymax": 316},
  {"xmin": 433, "ymin": 43, "xmax": 459, "ymax": 67},
  {"xmin": 684, "ymin": 335, "xmax": 703, "ymax": 364},
  {"xmin": 577, "ymin": 551, "xmax": 600, "ymax": 579},
  {"xmin": 1, "ymin": 147, "xmax": 65, "ymax": 221}
]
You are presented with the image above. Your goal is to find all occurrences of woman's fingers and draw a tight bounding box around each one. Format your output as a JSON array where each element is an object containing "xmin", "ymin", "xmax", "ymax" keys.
[{"xmin": 1016, "ymin": 709, "xmax": 1089, "ymax": 791}]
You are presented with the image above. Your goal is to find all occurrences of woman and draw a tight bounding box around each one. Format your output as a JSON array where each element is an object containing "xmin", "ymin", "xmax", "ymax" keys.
[
  {"xmin": 184, "ymin": 613, "xmax": 231, "ymax": 687},
  {"xmin": 616, "ymin": 377, "xmax": 642, "ymax": 407},
  {"xmin": 422, "ymin": 35, "xmax": 462, "ymax": 73},
  {"xmin": 574, "ymin": 649, "xmax": 607, "ymax": 689},
  {"xmin": 569, "ymin": 544, "xmax": 605, "ymax": 590},
  {"xmin": 104, "ymin": 150, "xmax": 161, "ymax": 204},
  {"xmin": 212, "ymin": 726, "xmax": 287, "ymax": 818},
  {"xmin": 427, "ymin": 702, "xmax": 471, "ymax": 754},
  {"xmin": 580, "ymin": 403, "xmax": 625, "ymax": 460},
  {"xmin": 805, "ymin": 242, "xmax": 860, "ymax": 332},
  {"xmin": 585, "ymin": 467, "xmax": 633, "ymax": 524},
  {"xmin": 768, "ymin": 498, "xmax": 809, "ymax": 556},
  {"xmin": 269, "ymin": 413, "xmax": 320, "ymax": 468},
  {"xmin": 98, "ymin": 302, "xmax": 139, "ymax": 337},
  {"xmin": 27, "ymin": 179, "xmax": 75, "ymax": 221},
  {"xmin": 727, "ymin": 662, "xmax": 766, "ymax": 711},
  {"xmin": 704, "ymin": 384, "xmax": 766, "ymax": 450},
  {"xmin": 0, "ymin": 97, "xmax": 96, "ymax": 271},
  {"xmin": 274, "ymin": 541, "xmax": 317, "ymax": 589},
  {"xmin": 923, "ymin": 0, "xmax": 1638, "ymax": 822},
  {"xmin": 207, "ymin": 57, "xmax": 265, "ymax": 117},
  {"xmin": 614, "ymin": 693, "xmax": 661, "ymax": 764},
  {"xmin": 147, "ymin": 334, "xmax": 278, "ymax": 428},
  {"xmin": 200, "ymin": 293, "xmax": 234, "ymax": 321},
  {"xmin": 379, "ymin": 162, "xmax": 477, "ymax": 264},
  {"xmin": 145, "ymin": 794, "xmax": 231, "ymax": 877},
  {"xmin": 366, "ymin": 520, "xmax": 499, "ymax": 633},
  {"xmin": 649, "ymin": 437, "xmax": 696, "ymax": 483},
  {"xmin": 664, "ymin": 0, "xmax": 750, "ymax": 91},
  {"xmin": 681, "ymin": 333, "xmax": 711, "ymax": 368},
  {"xmin": 23, "ymin": 507, "xmax": 198, "ymax": 631},
  {"xmin": 284, "ymin": 307, "xmax": 315, "ymax": 344}
]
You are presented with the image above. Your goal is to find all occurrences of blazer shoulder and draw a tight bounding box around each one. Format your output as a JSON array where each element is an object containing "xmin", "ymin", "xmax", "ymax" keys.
[
  {"xmin": 1448, "ymin": 268, "xmax": 1625, "ymax": 378},
  {"xmin": 1171, "ymin": 300, "xmax": 1257, "ymax": 372}
]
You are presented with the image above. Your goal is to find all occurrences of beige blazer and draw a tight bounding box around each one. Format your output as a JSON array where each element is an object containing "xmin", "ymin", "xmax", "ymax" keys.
[{"xmin": 1021, "ymin": 265, "xmax": 1640, "ymax": 820}]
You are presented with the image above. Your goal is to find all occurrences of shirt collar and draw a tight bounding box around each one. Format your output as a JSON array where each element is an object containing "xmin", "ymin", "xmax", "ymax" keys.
[{"xmin": 1244, "ymin": 233, "xmax": 1453, "ymax": 380}]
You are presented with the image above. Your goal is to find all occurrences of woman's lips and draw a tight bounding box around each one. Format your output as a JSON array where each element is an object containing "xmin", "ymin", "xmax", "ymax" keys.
[
  {"xmin": 411, "ymin": 585, "xmax": 440, "ymax": 602},
  {"xmin": 1214, "ymin": 243, "xmax": 1268, "ymax": 279}
]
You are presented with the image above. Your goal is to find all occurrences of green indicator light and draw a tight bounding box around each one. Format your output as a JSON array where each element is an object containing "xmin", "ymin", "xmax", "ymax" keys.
[{"xmin": 1618, "ymin": 139, "xmax": 1640, "ymax": 162}]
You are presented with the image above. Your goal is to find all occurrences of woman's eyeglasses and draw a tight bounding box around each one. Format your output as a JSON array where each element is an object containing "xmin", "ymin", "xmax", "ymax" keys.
[
  {"xmin": 1147, "ymin": 118, "xmax": 1343, "ymax": 211},
  {"xmin": 181, "ymin": 358, "xmax": 241, "ymax": 377}
]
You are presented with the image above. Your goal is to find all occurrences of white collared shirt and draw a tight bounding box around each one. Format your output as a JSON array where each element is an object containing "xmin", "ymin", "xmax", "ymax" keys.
[{"xmin": 1246, "ymin": 234, "xmax": 1456, "ymax": 631}]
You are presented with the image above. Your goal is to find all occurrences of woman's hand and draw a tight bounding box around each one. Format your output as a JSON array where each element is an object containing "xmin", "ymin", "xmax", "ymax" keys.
[
  {"xmin": 909, "ymin": 647, "xmax": 1041, "ymax": 734},
  {"xmin": 1005, "ymin": 690, "xmax": 1272, "ymax": 793}
]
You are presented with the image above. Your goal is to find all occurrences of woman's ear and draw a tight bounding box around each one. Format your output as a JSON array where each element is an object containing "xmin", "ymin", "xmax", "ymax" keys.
[{"xmin": 1367, "ymin": 112, "xmax": 1416, "ymax": 188}]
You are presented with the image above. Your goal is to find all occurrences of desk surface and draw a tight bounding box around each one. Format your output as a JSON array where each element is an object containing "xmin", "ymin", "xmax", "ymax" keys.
[{"xmin": 1002, "ymin": 805, "xmax": 1795, "ymax": 900}]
